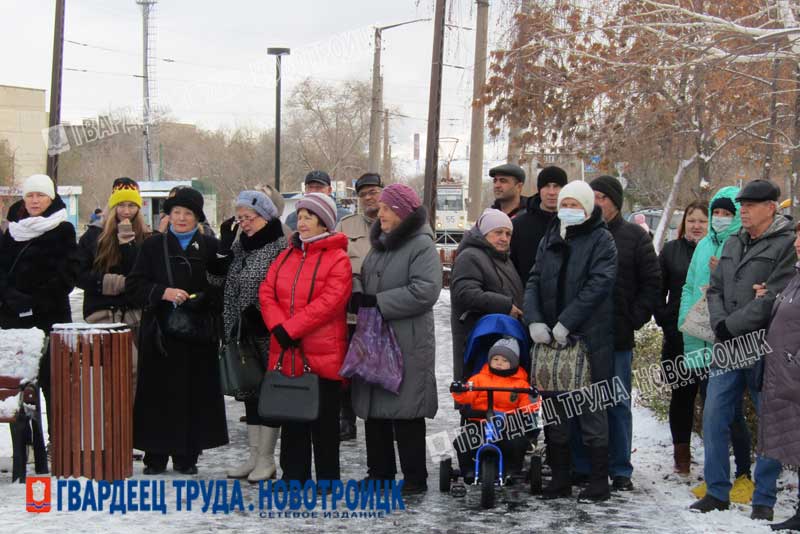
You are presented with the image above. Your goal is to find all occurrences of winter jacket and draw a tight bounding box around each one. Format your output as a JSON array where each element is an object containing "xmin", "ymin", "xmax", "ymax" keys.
[
  {"xmin": 335, "ymin": 212, "xmax": 374, "ymax": 294},
  {"xmin": 351, "ymin": 207, "xmax": 443, "ymax": 420},
  {"xmin": 0, "ymin": 196, "xmax": 79, "ymax": 333},
  {"xmin": 679, "ymin": 186, "xmax": 742, "ymax": 368},
  {"xmin": 491, "ymin": 195, "xmax": 529, "ymax": 220},
  {"xmin": 655, "ymin": 237, "xmax": 697, "ymax": 360},
  {"xmin": 76, "ymin": 222, "xmax": 142, "ymax": 319},
  {"xmin": 208, "ymin": 218, "xmax": 287, "ymax": 345},
  {"xmin": 707, "ymin": 214, "xmax": 796, "ymax": 368},
  {"xmin": 259, "ymin": 232, "xmax": 352, "ymax": 382},
  {"xmin": 126, "ymin": 229, "xmax": 229, "ymax": 455},
  {"xmin": 524, "ymin": 207, "xmax": 618, "ymax": 382},
  {"xmin": 605, "ymin": 212, "xmax": 661, "ymax": 351},
  {"xmin": 760, "ymin": 268, "xmax": 800, "ymax": 466},
  {"xmin": 451, "ymin": 364, "xmax": 540, "ymax": 417},
  {"xmin": 450, "ymin": 226, "xmax": 524, "ymax": 380},
  {"xmin": 510, "ymin": 194, "xmax": 558, "ymax": 285}
]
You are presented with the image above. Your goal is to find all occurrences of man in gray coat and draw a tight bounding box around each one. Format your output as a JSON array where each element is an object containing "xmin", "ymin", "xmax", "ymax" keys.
[{"xmin": 690, "ymin": 179, "xmax": 795, "ymax": 521}]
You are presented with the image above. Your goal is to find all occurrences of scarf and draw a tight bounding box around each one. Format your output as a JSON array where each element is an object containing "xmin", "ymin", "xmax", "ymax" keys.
[
  {"xmin": 300, "ymin": 231, "xmax": 330, "ymax": 249},
  {"xmin": 9, "ymin": 208, "xmax": 68, "ymax": 242},
  {"xmin": 170, "ymin": 226, "xmax": 199, "ymax": 250}
]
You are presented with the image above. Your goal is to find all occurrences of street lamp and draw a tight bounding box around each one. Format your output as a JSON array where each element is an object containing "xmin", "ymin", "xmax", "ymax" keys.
[{"xmin": 268, "ymin": 47, "xmax": 290, "ymax": 192}]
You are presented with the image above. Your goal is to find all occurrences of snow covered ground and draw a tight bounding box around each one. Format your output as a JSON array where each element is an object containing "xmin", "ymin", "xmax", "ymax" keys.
[{"xmin": 0, "ymin": 289, "xmax": 796, "ymax": 532}]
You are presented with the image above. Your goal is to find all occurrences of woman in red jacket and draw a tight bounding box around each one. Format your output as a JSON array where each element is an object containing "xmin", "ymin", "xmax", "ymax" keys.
[{"xmin": 259, "ymin": 192, "xmax": 352, "ymax": 483}]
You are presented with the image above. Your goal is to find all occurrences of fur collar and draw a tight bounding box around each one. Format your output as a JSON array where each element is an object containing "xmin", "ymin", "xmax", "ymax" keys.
[
  {"xmin": 239, "ymin": 218, "xmax": 285, "ymax": 252},
  {"xmin": 369, "ymin": 206, "xmax": 429, "ymax": 251}
]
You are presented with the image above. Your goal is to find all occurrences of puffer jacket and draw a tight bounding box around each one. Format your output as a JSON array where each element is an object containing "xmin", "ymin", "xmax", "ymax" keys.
[
  {"xmin": 524, "ymin": 206, "xmax": 618, "ymax": 382},
  {"xmin": 451, "ymin": 363, "xmax": 540, "ymax": 416},
  {"xmin": 760, "ymin": 268, "xmax": 800, "ymax": 466},
  {"xmin": 259, "ymin": 231, "xmax": 352, "ymax": 381},
  {"xmin": 707, "ymin": 214, "xmax": 796, "ymax": 368},
  {"xmin": 450, "ymin": 226, "xmax": 524, "ymax": 380},
  {"xmin": 679, "ymin": 186, "xmax": 741, "ymax": 368},
  {"xmin": 605, "ymin": 212, "xmax": 661, "ymax": 351}
]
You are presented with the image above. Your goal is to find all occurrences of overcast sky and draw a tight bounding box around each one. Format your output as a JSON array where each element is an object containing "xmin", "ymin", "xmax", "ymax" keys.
[{"xmin": 2, "ymin": 0, "xmax": 516, "ymax": 176}]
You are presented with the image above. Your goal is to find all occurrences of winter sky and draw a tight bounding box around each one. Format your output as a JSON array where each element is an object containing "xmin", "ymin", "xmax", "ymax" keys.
[{"xmin": 2, "ymin": 0, "xmax": 516, "ymax": 176}]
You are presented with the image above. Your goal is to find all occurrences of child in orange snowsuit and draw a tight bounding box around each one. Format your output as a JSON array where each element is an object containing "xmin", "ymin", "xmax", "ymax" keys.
[{"xmin": 451, "ymin": 337, "xmax": 540, "ymax": 478}]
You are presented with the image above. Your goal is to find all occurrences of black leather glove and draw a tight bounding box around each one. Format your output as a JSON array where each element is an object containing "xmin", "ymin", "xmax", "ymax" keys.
[
  {"xmin": 347, "ymin": 293, "xmax": 362, "ymax": 315},
  {"xmin": 242, "ymin": 304, "xmax": 269, "ymax": 338},
  {"xmin": 219, "ymin": 216, "xmax": 237, "ymax": 252},
  {"xmin": 3, "ymin": 288, "xmax": 33, "ymax": 314},
  {"xmin": 360, "ymin": 293, "xmax": 378, "ymax": 308},
  {"xmin": 715, "ymin": 320, "xmax": 734, "ymax": 342},
  {"xmin": 272, "ymin": 324, "xmax": 297, "ymax": 349},
  {"xmin": 449, "ymin": 381, "xmax": 465, "ymax": 393}
]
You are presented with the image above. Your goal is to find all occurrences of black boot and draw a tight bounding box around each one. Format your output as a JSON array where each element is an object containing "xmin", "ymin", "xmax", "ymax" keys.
[
  {"xmin": 771, "ymin": 507, "xmax": 800, "ymax": 531},
  {"xmin": 578, "ymin": 446, "xmax": 610, "ymax": 502},
  {"xmin": 339, "ymin": 418, "xmax": 356, "ymax": 441},
  {"xmin": 541, "ymin": 444, "xmax": 572, "ymax": 500}
]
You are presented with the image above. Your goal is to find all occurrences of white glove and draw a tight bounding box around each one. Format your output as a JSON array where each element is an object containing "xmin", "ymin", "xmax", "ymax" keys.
[
  {"xmin": 553, "ymin": 322, "xmax": 569, "ymax": 346},
  {"xmin": 529, "ymin": 323, "xmax": 552, "ymax": 345}
]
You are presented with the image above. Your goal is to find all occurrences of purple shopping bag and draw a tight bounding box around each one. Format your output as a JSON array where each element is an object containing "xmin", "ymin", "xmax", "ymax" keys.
[{"xmin": 339, "ymin": 307, "xmax": 404, "ymax": 394}]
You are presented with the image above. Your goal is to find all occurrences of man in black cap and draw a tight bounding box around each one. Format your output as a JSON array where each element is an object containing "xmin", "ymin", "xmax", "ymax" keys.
[
  {"xmin": 690, "ymin": 179, "xmax": 794, "ymax": 520},
  {"xmin": 510, "ymin": 166, "xmax": 567, "ymax": 284},
  {"xmin": 334, "ymin": 172, "xmax": 383, "ymax": 441},
  {"xmin": 490, "ymin": 163, "xmax": 528, "ymax": 219},
  {"xmin": 286, "ymin": 170, "xmax": 351, "ymax": 231},
  {"xmin": 586, "ymin": 174, "xmax": 661, "ymax": 492}
]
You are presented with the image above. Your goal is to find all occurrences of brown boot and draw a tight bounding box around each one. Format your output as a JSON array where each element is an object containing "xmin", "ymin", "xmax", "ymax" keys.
[{"xmin": 673, "ymin": 443, "xmax": 690, "ymax": 475}]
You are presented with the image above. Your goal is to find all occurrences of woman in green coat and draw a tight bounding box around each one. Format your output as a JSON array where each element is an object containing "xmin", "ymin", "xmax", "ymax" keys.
[{"xmin": 678, "ymin": 185, "xmax": 752, "ymax": 500}]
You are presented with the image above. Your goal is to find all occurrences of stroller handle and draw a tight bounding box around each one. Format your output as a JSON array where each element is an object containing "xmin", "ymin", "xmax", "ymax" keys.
[{"xmin": 449, "ymin": 380, "xmax": 538, "ymax": 397}]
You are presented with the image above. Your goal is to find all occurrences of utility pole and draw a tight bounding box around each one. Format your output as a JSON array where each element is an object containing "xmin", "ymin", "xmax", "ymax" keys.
[
  {"xmin": 382, "ymin": 108, "xmax": 391, "ymax": 181},
  {"xmin": 46, "ymin": 0, "xmax": 66, "ymax": 185},
  {"xmin": 268, "ymin": 47, "xmax": 290, "ymax": 191},
  {"xmin": 467, "ymin": 0, "xmax": 489, "ymax": 222},
  {"xmin": 137, "ymin": 0, "xmax": 157, "ymax": 182},
  {"xmin": 424, "ymin": 0, "xmax": 447, "ymax": 228},
  {"xmin": 368, "ymin": 28, "xmax": 383, "ymax": 174}
]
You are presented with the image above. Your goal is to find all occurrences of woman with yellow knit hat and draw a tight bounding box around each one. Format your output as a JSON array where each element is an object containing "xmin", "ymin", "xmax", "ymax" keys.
[{"xmin": 77, "ymin": 177, "xmax": 149, "ymax": 390}]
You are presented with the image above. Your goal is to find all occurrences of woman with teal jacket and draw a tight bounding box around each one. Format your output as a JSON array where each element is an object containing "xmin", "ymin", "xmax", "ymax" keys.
[{"xmin": 678, "ymin": 185, "xmax": 752, "ymax": 500}]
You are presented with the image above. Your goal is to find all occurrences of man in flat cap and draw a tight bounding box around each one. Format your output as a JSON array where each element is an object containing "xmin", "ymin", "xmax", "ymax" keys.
[
  {"xmin": 690, "ymin": 179, "xmax": 794, "ymax": 521},
  {"xmin": 490, "ymin": 163, "xmax": 528, "ymax": 219},
  {"xmin": 334, "ymin": 172, "xmax": 384, "ymax": 441}
]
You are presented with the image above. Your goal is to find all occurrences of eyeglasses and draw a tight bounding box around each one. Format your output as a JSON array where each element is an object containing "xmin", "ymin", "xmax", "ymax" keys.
[
  {"xmin": 235, "ymin": 215, "xmax": 259, "ymax": 224},
  {"xmin": 358, "ymin": 189, "xmax": 381, "ymax": 199}
]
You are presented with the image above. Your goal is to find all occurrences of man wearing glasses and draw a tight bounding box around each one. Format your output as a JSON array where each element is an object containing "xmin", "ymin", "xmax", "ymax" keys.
[{"xmin": 334, "ymin": 172, "xmax": 383, "ymax": 441}]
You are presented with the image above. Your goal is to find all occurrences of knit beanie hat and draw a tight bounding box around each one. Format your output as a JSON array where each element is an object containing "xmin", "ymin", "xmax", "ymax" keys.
[
  {"xmin": 558, "ymin": 180, "xmax": 595, "ymax": 216},
  {"xmin": 537, "ymin": 166, "xmax": 568, "ymax": 190},
  {"xmin": 108, "ymin": 177, "xmax": 142, "ymax": 209},
  {"xmin": 489, "ymin": 337, "xmax": 520, "ymax": 371},
  {"xmin": 22, "ymin": 174, "xmax": 55, "ymax": 200},
  {"xmin": 380, "ymin": 183, "xmax": 421, "ymax": 220},
  {"xmin": 590, "ymin": 175, "xmax": 624, "ymax": 211},
  {"xmin": 163, "ymin": 187, "xmax": 206, "ymax": 222},
  {"xmin": 710, "ymin": 196, "xmax": 737, "ymax": 215},
  {"xmin": 235, "ymin": 190, "xmax": 278, "ymax": 220},
  {"xmin": 476, "ymin": 208, "xmax": 512, "ymax": 236},
  {"xmin": 296, "ymin": 192, "xmax": 337, "ymax": 230}
]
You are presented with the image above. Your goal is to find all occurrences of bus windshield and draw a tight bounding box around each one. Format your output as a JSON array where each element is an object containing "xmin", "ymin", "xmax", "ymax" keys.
[{"xmin": 437, "ymin": 190, "xmax": 463, "ymax": 211}]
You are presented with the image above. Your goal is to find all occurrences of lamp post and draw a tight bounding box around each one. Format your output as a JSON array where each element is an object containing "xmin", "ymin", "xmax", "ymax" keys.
[{"xmin": 268, "ymin": 47, "xmax": 290, "ymax": 192}]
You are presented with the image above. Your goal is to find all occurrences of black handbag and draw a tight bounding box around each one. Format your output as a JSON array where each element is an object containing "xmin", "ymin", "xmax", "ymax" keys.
[
  {"xmin": 159, "ymin": 233, "xmax": 215, "ymax": 344},
  {"xmin": 258, "ymin": 347, "xmax": 319, "ymax": 422},
  {"xmin": 219, "ymin": 317, "xmax": 265, "ymax": 400}
]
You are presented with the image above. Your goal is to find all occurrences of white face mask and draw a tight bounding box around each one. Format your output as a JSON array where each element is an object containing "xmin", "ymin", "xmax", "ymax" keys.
[
  {"xmin": 558, "ymin": 208, "xmax": 586, "ymax": 226},
  {"xmin": 711, "ymin": 216, "xmax": 733, "ymax": 234}
]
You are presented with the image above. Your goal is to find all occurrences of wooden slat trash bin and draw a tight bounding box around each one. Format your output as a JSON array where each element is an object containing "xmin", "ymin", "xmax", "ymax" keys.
[{"xmin": 51, "ymin": 323, "xmax": 133, "ymax": 480}]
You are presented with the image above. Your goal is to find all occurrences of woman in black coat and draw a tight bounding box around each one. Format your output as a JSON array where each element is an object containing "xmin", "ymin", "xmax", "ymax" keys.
[
  {"xmin": 126, "ymin": 188, "xmax": 228, "ymax": 475},
  {"xmin": 0, "ymin": 174, "xmax": 79, "ymax": 427},
  {"xmin": 524, "ymin": 180, "xmax": 617, "ymax": 502},
  {"xmin": 653, "ymin": 201, "xmax": 707, "ymax": 474},
  {"xmin": 450, "ymin": 208, "xmax": 524, "ymax": 380}
]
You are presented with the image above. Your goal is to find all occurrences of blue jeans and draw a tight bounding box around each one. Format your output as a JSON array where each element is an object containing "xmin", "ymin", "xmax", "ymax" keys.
[
  {"xmin": 699, "ymin": 378, "xmax": 751, "ymax": 477},
  {"xmin": 703, "ymin": 367, "xmax": 781, "ymax": 507},
  {"xmin": 571, "ymin": 350, "xmax": 633, "ymax": 477}
]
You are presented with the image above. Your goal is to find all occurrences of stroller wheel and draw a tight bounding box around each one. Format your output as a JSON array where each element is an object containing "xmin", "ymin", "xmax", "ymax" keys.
[
  {"xmin": 529, "ymin": 455, "xmax": 543, "ymax": 495},
  {"xmin": 480, "ymin": 455, "xmax": 497, "ymax": 509},
  {"xmin": 439, "ymin": 458, "xmax": 453, "ymax": 493}
]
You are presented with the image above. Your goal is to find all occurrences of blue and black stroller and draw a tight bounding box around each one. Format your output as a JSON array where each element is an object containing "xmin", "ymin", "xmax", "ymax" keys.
[{"xmin": 439, "ymin": 314, "xmax": 543, "ymax": 508}]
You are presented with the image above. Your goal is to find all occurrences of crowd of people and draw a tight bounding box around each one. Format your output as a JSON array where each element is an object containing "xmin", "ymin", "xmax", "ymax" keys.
[{"xmin": 0, "ymin": 167, "xmax": 797, "ymax": 528}]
